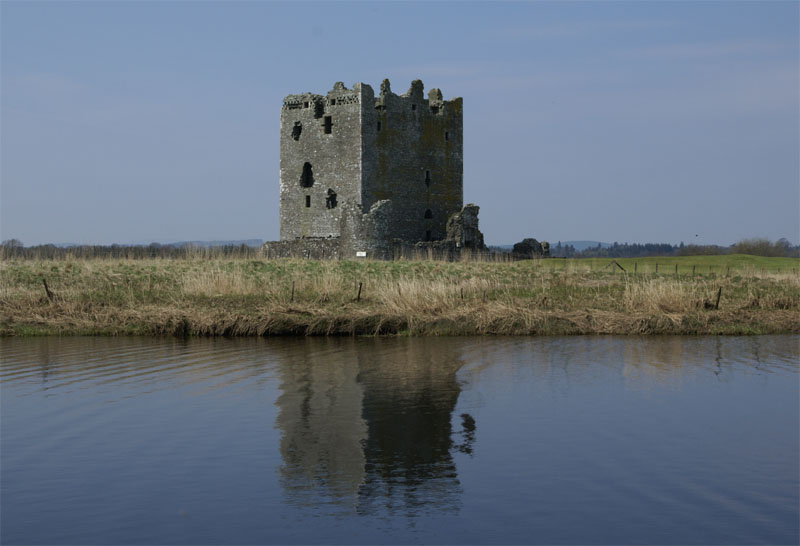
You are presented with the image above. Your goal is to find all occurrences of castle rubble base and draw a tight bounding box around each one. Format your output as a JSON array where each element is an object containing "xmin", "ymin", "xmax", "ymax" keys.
[{"xmin": 262, "ymin": 203, "xmax": 487, "ymax": 261}]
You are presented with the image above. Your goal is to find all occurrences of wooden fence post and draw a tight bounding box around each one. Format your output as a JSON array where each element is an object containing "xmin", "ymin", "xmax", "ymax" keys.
[
  {"xmin": 357, "ymin": 282, "xmax": 363, "ymax": 302},
  {"xmin": 42, "ymin": 277, "xmax": 54, "ymax": 302}
]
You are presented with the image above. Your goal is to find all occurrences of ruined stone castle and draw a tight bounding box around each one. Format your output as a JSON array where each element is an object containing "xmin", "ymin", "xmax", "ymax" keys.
[{"xmin": 262, "ymin": 79, "xmax": 485, "ymax": 259}]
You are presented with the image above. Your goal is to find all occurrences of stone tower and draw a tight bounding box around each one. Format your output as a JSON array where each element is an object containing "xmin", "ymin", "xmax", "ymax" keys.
[{"xmin": 279, "ymin": 79, "xmax": 463, "ymax": 245}]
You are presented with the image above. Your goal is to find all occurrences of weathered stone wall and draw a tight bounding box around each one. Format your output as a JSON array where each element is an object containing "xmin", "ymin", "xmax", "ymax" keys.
[
  {"xmin": 445, "ymin": 204, "xmax": 484, "ymax": 250},
  {"xmin": 362, "ymin": 79, "xmax": 463, "ymax": 243},
  {"xmin": 262, "ymin": 238, "xmax": 340, "ymax": 259},
  {"xmin": 279, "ymin": 83, "xmax": 368, "ymax": 240},
  {"xmin": 264, "ymin": 202, "xmax": 486, "ymax": 261},
  {"xmin": 339, "ymin": 200, "xmax": 394, "ymax": 260},
  {"xmin": 511, "ymin": 238, "xmax": 550, "ymax": 258}
]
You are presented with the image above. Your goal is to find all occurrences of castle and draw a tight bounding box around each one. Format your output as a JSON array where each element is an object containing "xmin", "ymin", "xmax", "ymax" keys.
[{"xmin": 262, "ymin": 79, "xmax": 485, "ymax": 259}]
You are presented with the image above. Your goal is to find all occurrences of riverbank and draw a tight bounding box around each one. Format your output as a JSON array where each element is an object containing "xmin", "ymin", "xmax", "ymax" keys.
[{"xmin": 2, "ymin": 256, "xmax": 798, "ymax": 336}]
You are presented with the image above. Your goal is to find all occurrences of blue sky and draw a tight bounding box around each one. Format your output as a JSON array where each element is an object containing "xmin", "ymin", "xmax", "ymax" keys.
[{"xmin": 1, "ymin": 1, "xmax": 798, "ymax": 246}]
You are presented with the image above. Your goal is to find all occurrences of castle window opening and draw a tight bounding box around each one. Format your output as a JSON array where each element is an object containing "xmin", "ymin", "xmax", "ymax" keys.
[
  {"xmin": 425, "ymin": 170, "xmax": 431, "ymax": 186},
  {"xmin": 330, "ymin": 99, "xmax": 336, "ymax": 106},
  {"xmin": 425, "ymin": 230, "xmax": 432, "ymax": 241},
  {"xmin": 430, "ymin": 105, "xmax": 439, "ymax": 114},
  {"xmin": 304, "ymin": 102, "xmax": 309, "ymax": 108},
  {"xmin": 445, "ymin": 131, "xmax": 449, "ymax": 141},
  {"xmin": 305, "ymin": 195, "xmax": 311, "ymax": 208},
  {"xmin": 323, "ymin": 116, "xmax": 333, "ymax": 134},
  {"xmin": 300, "ymin": 162, "xmax": 314, "ymax": 187},
  {"xmin": 424, "ymin": 209, "xmax": 433, "ymax": 219},
  {"xmin": 377, "ymin": 121, "xmax": 381, "ymax": 132},
  {"xmin": 411, "ymin": 104, "xmax": 416, "ymax": 111},
  {"xmin": 291, "ymin": 121, "xmax": 302, "ymax": 141},
  {"xmin": 326, "ymin": 189, "xmax": 337, "ymax": 209}
]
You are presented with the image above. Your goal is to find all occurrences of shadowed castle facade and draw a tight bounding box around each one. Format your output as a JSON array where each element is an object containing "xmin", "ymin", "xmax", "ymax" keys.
[{"xmin": 263, "ymin": 79, "xmax": 485, "ymax": 259}]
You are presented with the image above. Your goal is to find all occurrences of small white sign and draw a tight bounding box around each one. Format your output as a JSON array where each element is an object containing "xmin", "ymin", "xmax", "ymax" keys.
[{"xmin": 356, "ymin": 251, "xmax": 367, "ymax": 257}]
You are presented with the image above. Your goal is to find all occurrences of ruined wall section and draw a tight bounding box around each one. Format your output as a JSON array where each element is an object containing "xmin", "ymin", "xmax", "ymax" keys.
[
  {"xmin": 339, "ymin": 200, "xmax": 395, "ymax": 260},
  {"xmin": 445, "ymin": 204, "xmax": 484, "ymax": 250},
  {"xmin": 279, "ymin": 83, "xmax": 365, "ymax": 241},
  {"xmin": 361, "ymin": 79, "xmax": 463, "ymax": 243}
]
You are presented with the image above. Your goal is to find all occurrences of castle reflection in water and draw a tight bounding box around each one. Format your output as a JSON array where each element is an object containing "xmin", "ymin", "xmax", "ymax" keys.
[{"xmin": 274, "ymin": 338, "xmax": 474, "ymax": 515}]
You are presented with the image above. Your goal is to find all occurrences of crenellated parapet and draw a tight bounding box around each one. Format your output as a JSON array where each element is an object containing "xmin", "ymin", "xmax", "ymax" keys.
[
  {"xmin": 282, "ymin": 79, "xmax": 460, "ymax": 116},
  {"xmin": 281, "ymin": 87, "xmax": 361, "ymax": 116},
  {"xmin": 324, "ymin": 81, "xmax": 361, "ymax": 106},
  {"xmin": 373, "ymin": 78, "xmax": 461, "ymax": 117},
  {"xmin": 282, "ymin": 93, "xmax": 327, "ymax": 120}
]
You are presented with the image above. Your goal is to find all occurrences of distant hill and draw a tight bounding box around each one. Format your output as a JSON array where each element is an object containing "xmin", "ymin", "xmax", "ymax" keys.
[
  {"xmin": 49, "ymin": 239, "xmax": 265, "ymax": 248},
  {"xmin": 169, "ymin": 239, "xmax": 264, "ymax": 248}
]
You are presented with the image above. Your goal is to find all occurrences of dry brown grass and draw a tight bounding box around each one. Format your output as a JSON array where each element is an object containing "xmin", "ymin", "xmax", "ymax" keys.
[
  {"xmin": 1, "ymin": 257, "xmax": 798, "ymax": 336},
  {"xmin": 622, "ymin": 277, "xmax": 711, "ymax": 314}
]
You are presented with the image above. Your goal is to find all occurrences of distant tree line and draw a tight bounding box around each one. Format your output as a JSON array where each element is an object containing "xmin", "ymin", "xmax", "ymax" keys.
[
  {"xmin": 728, "ymin": 238, "xmax": 798, "ymax": 258},
  {"xmin": 548, "ymin": 238, "xmax": 799, "ymax": 259},
  {"xmin": 2, "ymin": 237, "xmax": 798, "ymax": 260},
  {"xmin": 0, "ymin": 240, "xmax": 260, "ymax": 260}
]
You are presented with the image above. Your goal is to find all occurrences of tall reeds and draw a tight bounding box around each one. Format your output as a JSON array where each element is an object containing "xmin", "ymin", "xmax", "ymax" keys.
[{"xmin": 1, "ymin": 257, "xmax": 798, "ymax": 336}]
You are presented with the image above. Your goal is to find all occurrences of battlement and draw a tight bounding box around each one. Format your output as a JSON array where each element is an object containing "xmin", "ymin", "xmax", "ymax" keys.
[
  {"xmin": 282, "ymin": 93, "xmax": 323, "ymax": 110},
  {"xmin": 281, "ymin": 79, "xmax": 461, "ymax": 116},
  {"xmin": 373, "ymin": 78, "xmax": 462, "ymax": 117},
  {"xmin": 282, "ymin": 83, "xmax": 363, "ymax": 114}
]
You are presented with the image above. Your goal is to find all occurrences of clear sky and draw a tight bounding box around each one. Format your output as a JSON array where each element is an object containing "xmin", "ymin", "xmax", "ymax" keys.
[{"xmin": 1, "ymin": 1, "xmax": 798, "ymax": 246}]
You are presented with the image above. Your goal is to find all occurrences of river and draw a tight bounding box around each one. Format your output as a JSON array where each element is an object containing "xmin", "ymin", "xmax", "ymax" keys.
[{"xmin": 1, "ymin": 336, "xmax": 797, "ymax": 544}]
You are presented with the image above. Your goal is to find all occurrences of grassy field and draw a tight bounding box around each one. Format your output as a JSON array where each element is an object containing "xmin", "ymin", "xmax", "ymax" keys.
[
  {"xmin": 552, "ymin": 254, "xmax": 799, "ymax": 274},
  {"xmin": 1, "ymin": 254, "xmax": 798, "ymax": 336}
]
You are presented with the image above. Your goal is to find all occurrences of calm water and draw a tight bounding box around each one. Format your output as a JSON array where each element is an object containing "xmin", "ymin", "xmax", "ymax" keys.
[{"xmin": 1, "ymin": 336, "xmax": 798, "ymax": 545}]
